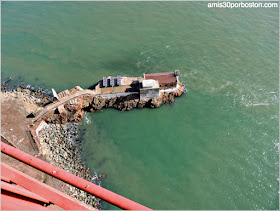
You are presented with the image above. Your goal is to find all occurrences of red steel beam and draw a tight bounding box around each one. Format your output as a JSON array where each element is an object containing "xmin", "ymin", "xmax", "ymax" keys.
[
  {"xmin": 1, "ymin": 191, "xmax": 54, "ymax": 210},
  {"xmin": 1, "ymin": 176, "xmax": 10, "ymax": 182},
  {"xmin": 1, "ymin": 163, "xmax": 95, "ymax": 210},
  {"xmin": 1, "ymin": 181, "xmax": 50, "ymax": 204},
  {"xmin": 1, "ymin": 142, "xmax": 151, "ymax": 210}
]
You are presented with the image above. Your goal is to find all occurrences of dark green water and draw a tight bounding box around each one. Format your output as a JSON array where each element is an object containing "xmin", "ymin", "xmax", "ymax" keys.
[{"xmin": 2, "ymin": 2, "xmax": 279, "ymax": 209}]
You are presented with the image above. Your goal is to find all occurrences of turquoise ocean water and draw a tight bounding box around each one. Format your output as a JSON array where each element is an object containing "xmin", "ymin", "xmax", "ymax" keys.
[{"xmin": 2, "ymin": 2, "xmax": 279, "ymax": 209}]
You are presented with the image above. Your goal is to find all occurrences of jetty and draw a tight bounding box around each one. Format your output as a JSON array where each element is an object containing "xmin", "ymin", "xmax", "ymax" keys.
[{"xmin": 33, "ymin": 70, "xmax": 184, "ymax": 123}]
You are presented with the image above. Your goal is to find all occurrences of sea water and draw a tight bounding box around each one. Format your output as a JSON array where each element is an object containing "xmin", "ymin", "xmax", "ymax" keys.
[{"xmin": 2, "ymin": 2, "xmax": 279, "ymax": 209}]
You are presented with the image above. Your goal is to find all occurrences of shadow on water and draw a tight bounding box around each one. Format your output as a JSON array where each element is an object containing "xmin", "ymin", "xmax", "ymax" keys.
[{"xmin": 88, "ymin": 82, "xmax": 99, "ymax": 90}]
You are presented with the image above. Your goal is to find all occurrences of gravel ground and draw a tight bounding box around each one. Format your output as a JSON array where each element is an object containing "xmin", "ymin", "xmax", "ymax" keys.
[{"xmin": 38, "ymin": 122, "xmax": 102, "ymax": 209}]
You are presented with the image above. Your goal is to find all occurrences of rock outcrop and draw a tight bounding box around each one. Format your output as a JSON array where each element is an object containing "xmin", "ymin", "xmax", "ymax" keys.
[{"xmin": 42, "ymin": 83, "xmax": 185, "ymax": 124}]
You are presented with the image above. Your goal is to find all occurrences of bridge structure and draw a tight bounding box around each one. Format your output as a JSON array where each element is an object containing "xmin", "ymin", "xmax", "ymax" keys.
[{"xmin": 1, "ymin": 142, "xmax": 152, "ymax": 210}]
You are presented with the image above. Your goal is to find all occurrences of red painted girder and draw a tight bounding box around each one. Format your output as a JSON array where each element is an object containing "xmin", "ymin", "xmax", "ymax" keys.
[
  {"xmin": 1, "ymin": 181, "xmax": 50, "ymax": 203},
  {"xmin": 1, "ymin": 142, "xmax": 151, "ymax": 210},
  {"xmin": 1, "ymin": 176, "xmax": 10, "ymax": 182},
  {"xmin": 1, "ymin": 163, "xmax": 96, "ymax": 210},
  {"xmin": 1, "ymin": 191, "xmax": 54, "ymax": 210}
]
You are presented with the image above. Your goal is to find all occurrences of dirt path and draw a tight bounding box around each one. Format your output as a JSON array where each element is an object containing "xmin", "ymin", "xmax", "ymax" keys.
[{"xmin": 34, "ymin": 89, "xmax": 97, "ymax": 122}]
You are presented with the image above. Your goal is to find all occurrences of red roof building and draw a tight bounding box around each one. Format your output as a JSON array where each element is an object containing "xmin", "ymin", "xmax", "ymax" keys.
[{"xmin": 144, "ymin": 72, "xmax": 177, "ymax": 89}]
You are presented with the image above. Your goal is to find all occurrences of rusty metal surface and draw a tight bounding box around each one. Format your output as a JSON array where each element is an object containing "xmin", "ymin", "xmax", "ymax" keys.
[
  {"xmin": 1, "ymin": 142, "xmax": 151, "ymax": 210},
  {"xmin": 145, "ymin": 72, "xmax": 176, "ymax": 84},
  {"xmin": 145, "ymin": 72, "xmax": 174, "ymax": 76}
]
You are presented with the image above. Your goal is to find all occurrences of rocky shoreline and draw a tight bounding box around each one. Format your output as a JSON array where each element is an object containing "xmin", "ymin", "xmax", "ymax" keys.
[
  {"xmin": 41, "ymin": 82, "xmax": 185, "ymax": 124},
  {"xmin": 1, "ymin": 84, "xmax": 54, "ymax": 107},
  {"xmin": 38, "ymin": 123, "xmax": 101, "ymax": 209},
  {"xmin": 1, "ymin": 81, "xmax": 185, "ymax": 209},
  {"xmin": 1, "ymin": 84, "xmax": 102, "ymax": 209}
]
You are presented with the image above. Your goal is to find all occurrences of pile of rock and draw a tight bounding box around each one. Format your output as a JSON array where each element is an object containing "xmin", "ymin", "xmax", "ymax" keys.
[
  {"xmin": 38, "ymin": 123, "xmax": 101, "ymax": 209},
  {"xmin": 1, "ymin": 85, "xmax": 53, "ymax": 107}
]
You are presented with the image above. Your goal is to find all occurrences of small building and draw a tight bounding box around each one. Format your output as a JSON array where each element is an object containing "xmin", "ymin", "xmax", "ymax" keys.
[
  {"xmin": 96, "ymin": 71, "xmax": 179, "ymax": 98},
  {"xmin": 144, "ymin": 71, "xmax": 178, "ymax": 89},
  {"xmin": 139, "ymin": 79, "xmax": 160, "ymax": 100},
  {"xmin": 142, "ymin": 79, "xmax": 157, "ymax": 88}
]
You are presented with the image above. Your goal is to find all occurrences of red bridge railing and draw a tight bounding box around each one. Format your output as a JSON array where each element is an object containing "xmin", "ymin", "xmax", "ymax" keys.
[{"xmin": 1, "ymin": 142, "xmax": 151, "ymax": 210}]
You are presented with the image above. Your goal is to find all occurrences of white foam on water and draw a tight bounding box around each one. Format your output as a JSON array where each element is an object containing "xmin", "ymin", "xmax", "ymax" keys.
[
  {"xmin": 84, "ymin": 113, "xmax": 91, "ymax": 125},
  {"xmin": 246, "ymin": 103, "xmax": 270, "ymax": 107},
  {"xmin": 181, "ymin": 69, "xmax": 279, "ymax": 110}
]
